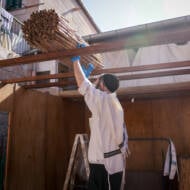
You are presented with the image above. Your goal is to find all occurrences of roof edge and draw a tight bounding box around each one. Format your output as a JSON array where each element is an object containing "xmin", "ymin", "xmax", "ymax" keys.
[{"xmin": 76, "ymin": 0, "xmax": 101, "ymax": 33}]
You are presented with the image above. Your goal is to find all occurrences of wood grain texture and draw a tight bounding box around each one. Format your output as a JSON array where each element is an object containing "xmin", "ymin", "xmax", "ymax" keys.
[
  {"xmin": 0, "ymin": 84, "xmax": 190, "ymax": 188},
  {"xmin": 179, "ymin": 156, "xmax": 190, "ymax": 190},
  {"xmin": 0, "ymin": 86, "xmax": 70, "ymax": 190},
  {"xmin": 121, "ymin": 96, "xmax": 190, "ymax": 171}
]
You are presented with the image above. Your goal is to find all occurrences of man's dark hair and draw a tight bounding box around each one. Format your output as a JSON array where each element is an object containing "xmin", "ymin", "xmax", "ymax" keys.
[{"xmin": 102, "ymin": 74, "xmax": 119, "ymax": 92}]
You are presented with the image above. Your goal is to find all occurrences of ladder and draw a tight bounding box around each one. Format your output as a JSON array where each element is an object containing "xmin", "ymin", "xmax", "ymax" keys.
[{"xmin": 63, "ymin": 134, "xmax": 90, "ymax": 190}]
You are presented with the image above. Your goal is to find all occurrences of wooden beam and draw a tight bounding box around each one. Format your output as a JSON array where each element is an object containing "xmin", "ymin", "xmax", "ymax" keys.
[
  {"xmin": 0, "ymin": 25, "xmax": 190, "ymax": 68},
  {"xmin": 118, "ymin": 81, "xmax": 190, "ymax": 98},
  {"xmin": 22, "ymin": 68, "xmax": 190, "ymax": 89},
  {"xmin": 59, "ymin": 81, "xmax": 190, "ymax": 98},
  {"xmin": 1, "ymin": 73, "xmax": 74, "ymax": 84},
  {"xmin": 23, "ymin": 81, "xmax": 76, "ymax": 89},
  {"xmin": 2, "ymin": 60, "xmax": 190, "ymax": 84},
  {"xmin": 97, "ymin": 60, "xmax": 190, "ymax": 74},
  {"xmin": 118, "ymin": 68, "xmax": 190, "ymax": 80},
  {"xmin": 0, "ymin": 40, "xmax": 131, "ymax": 68}
]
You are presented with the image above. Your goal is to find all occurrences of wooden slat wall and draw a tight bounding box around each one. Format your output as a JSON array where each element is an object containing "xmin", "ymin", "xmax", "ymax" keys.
[
  {"xmin": 1, "ymin": 84, "xmax": 190, "ymax": 189},
  {"xmin": 45, "ymin": 97, "xmax": 85, "ymax": 190},
  {"xmin": 121, "ymin": 96, "xmax": 190, "ymax": 171},
  {"xmin": 0, "ymin": 86, "xmax": 86, "ymax": 190},
  {"xmin": 179, "ymin": 156, "xmax": 190, "ymax": 190},
  {"xmin": 10, "ymin": 89, "xmax": 47, "ymax": 189},
  {"xmin": 123, "ymin": 100, "xmax": 156, "ymax": 171}
]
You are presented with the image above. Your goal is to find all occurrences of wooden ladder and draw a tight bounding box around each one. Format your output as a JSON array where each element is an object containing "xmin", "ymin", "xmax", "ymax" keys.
[{"xmin": 63, "ymin": 134, "xmax": 90, "ymax": 190}]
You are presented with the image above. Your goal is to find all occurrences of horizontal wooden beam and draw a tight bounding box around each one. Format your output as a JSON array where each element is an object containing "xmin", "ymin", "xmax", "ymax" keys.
[
  {"xmin": 0, "ymin": 40, "xmax": 133, "ymax": 68},
  {"xmin": 2, "ymin": 60, "xmax": 190, "ymax": 84},
  {"xmin": 22, "ymin": 68, "xmax": 190, "ymax": 89},
  {"xmin": 1, "ymin": 25, "xmax": 190, "ymax": 68},
  {"xmin": 98, "ymin": 60, "xmax": 190, "ymax": 74},
  {"xmin": 59, "ymin": 81, "xmax": 190, "ymax": 99},
  {"xmin": 118, "ymin": 81, "xmax": 190, "ymax": 99},
  {"xmin": 1, "ymin": 72, "xmax": 74, "ymax": 84},
  {"xmin": 23, "ymin": 80, "xmax": 76, "ymax": 89},
  {"xmin": 118, "ymin": 68, "xmax": 190, "ymax": 80}
]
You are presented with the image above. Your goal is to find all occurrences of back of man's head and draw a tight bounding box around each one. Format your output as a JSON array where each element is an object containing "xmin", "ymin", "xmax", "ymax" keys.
[{"xmin": 102, "ymin": 74, "xmax": 119, "ymax": 93}]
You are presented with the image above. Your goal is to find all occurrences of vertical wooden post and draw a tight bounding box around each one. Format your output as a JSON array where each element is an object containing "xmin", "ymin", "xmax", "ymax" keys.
[
  {"xmin": 4, "ymin": 84, "xmax": 17, "ymax": 190},
  {"xmin": 44, "ymin": 92, "xmax": 49, "ymax": 190}
]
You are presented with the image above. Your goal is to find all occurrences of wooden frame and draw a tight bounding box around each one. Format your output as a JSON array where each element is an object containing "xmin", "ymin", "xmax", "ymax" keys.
[
  {"xmin": 59, "ymin": 81, "xmax": 190, "ymax": 99},
  {"xmin": 1, "ymin": 60, "xmax": 190, "ymax": 85},
  {"xmin": 0, "ymin": 37, "xmax": 190, "ymax": 97}
]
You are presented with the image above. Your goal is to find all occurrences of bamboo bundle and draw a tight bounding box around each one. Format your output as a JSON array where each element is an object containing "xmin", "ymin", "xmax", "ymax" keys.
[{"xmin": 22, "ymin": 9, "xmax": 103, "ymax": 69}]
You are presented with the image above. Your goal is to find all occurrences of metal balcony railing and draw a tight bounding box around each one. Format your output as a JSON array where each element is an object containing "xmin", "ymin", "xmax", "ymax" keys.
[{"xmin": 0, "ymin": 8, "xmax": 33, "ymax": 56}]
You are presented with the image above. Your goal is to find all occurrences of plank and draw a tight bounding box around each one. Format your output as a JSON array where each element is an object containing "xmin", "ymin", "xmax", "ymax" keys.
[
  {"xmin": 1, "ymin": 34, "xmax": 190, "ymax": 68},
  {"xmin": 1, "ymin": 61, "xmax": 190, "ymax": 84},
  {"xmin": 59, "ymin": 81, "xmax": 190, "ymax": 98}
]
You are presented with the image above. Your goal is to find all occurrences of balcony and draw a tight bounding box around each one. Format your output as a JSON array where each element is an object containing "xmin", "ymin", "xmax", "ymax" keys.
[
  {"xmin": 0, "ymin": 7, "xmax": 33, "ymax": 57},
  {"xmin": 0, "ymin": 8, "xmax": 34, "ymax": 80}
]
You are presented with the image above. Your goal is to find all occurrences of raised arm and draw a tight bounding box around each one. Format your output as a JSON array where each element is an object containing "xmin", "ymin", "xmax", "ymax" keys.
[
  {"xmin": 71, "ymin": 44, "xmax": 94, "ymax": 87},
  {"xmin": 72, "ymin": 59, "xmax": 86, "ymax": 87}
]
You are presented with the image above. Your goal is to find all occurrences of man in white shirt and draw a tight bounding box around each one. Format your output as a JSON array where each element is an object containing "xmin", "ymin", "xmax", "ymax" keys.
[{"xmin": 71, "ymin": 46, "xmax": 128, "ymax": 190}]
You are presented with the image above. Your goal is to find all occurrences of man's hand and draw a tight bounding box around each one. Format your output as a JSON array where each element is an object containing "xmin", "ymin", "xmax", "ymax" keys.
[
  {"xmin": 77, "ymin": 43, "xmax": 86, "ymax": 48},
  {"xmin": 71, "ymin": 55, "xmax": 80, "ymax": 62},
  {"xmin": 121, "ymin": 146, "xmax": 131, "ymax": 158},
  {"xmin": 71, "ymin": 43, "xmax": 94, "ymax": 78},
  {"xmin": 126, "ymin": 148, "xmax": 131, "ymax": 158},
  {"xmin": 71, "ymin": 43, "xmax": 86, "ymax": 63},
  {"xmin": 82, "ymin": 63, "xmax": 95, "ymax": 78},
  {"xmin": 72, "ymin": 43, "xmax": 89, "ymax": 87}
]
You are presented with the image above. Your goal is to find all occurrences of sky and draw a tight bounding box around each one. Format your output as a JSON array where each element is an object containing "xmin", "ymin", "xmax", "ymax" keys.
[{"xmin": 82, "ymin": 0, "xmax": 190, "ymax": 32}]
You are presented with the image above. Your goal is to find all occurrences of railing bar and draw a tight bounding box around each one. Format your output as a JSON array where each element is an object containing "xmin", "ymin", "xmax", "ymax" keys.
[{"xmin": 129, "ymin": 137, "xmax": 171, "ymax": 144}]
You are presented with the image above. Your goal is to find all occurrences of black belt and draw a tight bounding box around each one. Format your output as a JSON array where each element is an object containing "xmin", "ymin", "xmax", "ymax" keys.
[
  {"xmin": 104, "ymin": 123, "xmax": 127, "ymax": 158},
  {"xmin": 104, "ymin": 149, "xmax": 121, "ymax": 158},
  {"xmin": 104, "ymin": 141, "xmax": 124, "ymax": 158}
]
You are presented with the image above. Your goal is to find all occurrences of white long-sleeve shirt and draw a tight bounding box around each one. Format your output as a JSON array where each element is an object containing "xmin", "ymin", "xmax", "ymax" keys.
[{"xmin": 79, "ymin": 79, "xmax": 126, "ymax": 174}]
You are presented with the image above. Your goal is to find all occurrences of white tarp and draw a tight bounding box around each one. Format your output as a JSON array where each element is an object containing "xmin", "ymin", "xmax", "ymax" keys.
[{"xmin": 103, "ymin": 43, "xmax": 190, "ymax": 88}]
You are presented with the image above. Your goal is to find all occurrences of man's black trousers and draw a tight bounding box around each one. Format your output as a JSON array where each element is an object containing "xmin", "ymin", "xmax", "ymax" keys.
[{"xmin": 88, "ymin": 163, "xmax": 123, "ymax": 190}]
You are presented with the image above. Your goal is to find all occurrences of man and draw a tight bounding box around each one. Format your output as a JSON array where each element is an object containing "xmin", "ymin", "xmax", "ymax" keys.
[{"xmin": 71, "ymin": 45, "xmax": 129, "ymax": 190}]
